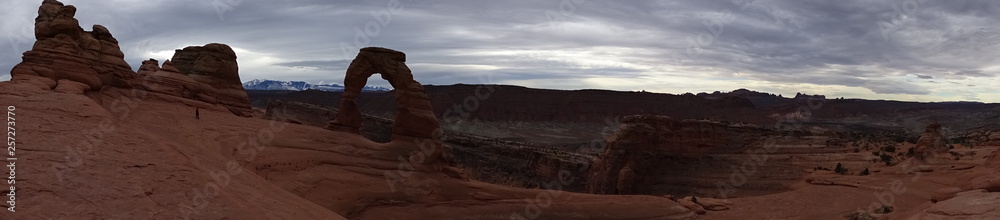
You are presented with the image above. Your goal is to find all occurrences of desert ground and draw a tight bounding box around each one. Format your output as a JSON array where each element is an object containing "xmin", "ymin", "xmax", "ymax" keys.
[{"xmin": 1, "ymin": 1, "xmax": 999, "ymax": 219}]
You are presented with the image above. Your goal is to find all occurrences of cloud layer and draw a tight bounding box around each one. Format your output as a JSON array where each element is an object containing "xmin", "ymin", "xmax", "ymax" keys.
[{"xmin": 1, "ymin": 0, "xmax": 998, "ymax": 102}]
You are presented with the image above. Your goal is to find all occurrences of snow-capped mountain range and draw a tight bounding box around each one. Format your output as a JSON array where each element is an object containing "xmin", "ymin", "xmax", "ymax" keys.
[{"xmin": 242, "ymin": 79, "xmax": 389, "ymax": 92}]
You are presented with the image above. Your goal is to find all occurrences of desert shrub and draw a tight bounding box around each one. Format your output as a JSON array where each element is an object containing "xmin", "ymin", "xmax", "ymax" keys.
[
  {"xmin": 883, "ymin": 145, "xmax": 896, "ymax": 152},
  {"xmin": 874, "ymin": 205, "xmax": 893, "ymax": 214},
  {"xmin": 880, "ymin": 154, "xmax": 893, "ymax": 166},
  {"xmin": 893, "ymin": 135, "xmax": 906, "ymax": 143},
  {"xmin": 844, "ymin": 212, "xmax": 874, "ymax": 220},
  {"xmin": 860, "ymin": 168, "xmax": 870, "ymax": 176},
  {"xmin": 835, "ymin": 162, "xmax": 848, "ymax": 175},
  {"xmin": 872, "ymin": 151, "xmax": 880, "ymax": 156}
]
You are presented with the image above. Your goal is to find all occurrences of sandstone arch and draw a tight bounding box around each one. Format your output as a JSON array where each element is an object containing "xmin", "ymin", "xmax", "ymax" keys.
[{"xmin": 326, "ymin": 47, "xmax": 444, "ymax": 163}]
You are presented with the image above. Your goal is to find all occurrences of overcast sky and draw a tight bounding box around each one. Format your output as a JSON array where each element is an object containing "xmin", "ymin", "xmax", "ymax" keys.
[{"xmin": 2, "ymin": 0, "xmax": 999, "ymax": 102}]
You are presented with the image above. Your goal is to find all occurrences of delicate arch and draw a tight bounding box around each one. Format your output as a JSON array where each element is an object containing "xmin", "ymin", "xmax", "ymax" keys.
[{"xmin": 326, "ymin": 47, "xmax": 442, "ymax": 142}]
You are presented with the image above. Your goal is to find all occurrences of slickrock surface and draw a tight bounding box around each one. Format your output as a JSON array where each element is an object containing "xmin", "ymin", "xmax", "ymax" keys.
[
  {"xmin": 4, "ymin": 1, "xmax": 1000, "ymax": 219},
  {"xmin": 909, "ymin": 190, "xmax": 1000, "ymax": 219}
]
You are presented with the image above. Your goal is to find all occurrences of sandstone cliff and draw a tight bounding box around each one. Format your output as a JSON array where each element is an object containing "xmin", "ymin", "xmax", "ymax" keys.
[
  {"xmin": 586, "ymin": 115, "xmax": 800, "ymax": 197},
  {"xmin": 134, "ymin": 44, "xmax": 254, "ymax": 116},
  {"xmin": 9, "ymin": 0, "xmax": 253, "ymax": 117},
  {"xmin": 170, "ymin": 44, "xmax": 254, "ymax": 116},
  {"xmin": 10, "ymin": 0, "xmax": 135, "ymax": 94}
]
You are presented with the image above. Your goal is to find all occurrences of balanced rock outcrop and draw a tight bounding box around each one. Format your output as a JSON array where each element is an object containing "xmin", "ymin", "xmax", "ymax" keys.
[
  {"xmin": 10, "ymin": 0, "xmax": 135, "ymax": 92},
  {"xmin": 913, "ymin": 123, "xmax": 948, "ymax": 162}
]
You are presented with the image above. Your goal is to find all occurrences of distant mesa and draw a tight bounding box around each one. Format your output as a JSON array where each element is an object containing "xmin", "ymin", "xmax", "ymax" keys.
[
  {"xmin": 243, "ymin": 79, "xmax": 389, "ymax": 92},
  {"xmin": 263, "ymin": 100, "xmax": 393, "ymax": 143}
]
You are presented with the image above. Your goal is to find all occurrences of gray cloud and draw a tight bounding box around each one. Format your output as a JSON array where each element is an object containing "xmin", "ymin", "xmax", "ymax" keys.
[
  {"xmin": 273, "ymin": 60, "xmax": 352, "ymax": 71},
  {"xmin": 1, "ymin": 0, "xmax": 998, "ymax": 102},
  {"xmin": 955, "ymin": 69, "xmax": 993, "ymax": 77}
]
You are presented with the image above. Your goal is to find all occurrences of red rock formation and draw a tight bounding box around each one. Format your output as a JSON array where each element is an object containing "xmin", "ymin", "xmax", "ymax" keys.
[
  {"xmin": 9, "ymin": 0, "xmax": 252, "ymax": 117},
  {"xmin": 678, "ymin": 197, "xmax": 707, "ymax": 215},
  {"xmin": 909, "ymin": 190, "xmax": 1000, "ymax": 219},
  {"xmin": 962, "ymin": 149, "xmax": 1000, "ymax": 192},
  {"xmin": 10, "ymin": 0, "xmax": 135, "ymax": 92},
  {"xmin": 132, "ymin": 44, "xmax": 253, "ymax": 117},
  {"xmin": 136, "ymin": 59, "xmax": 202, "ymax": 98},
  {"xmin": 586, "ymin": 115, "xmax": 796, "ymax": 196},
  {"xmin": 326, "ymin": 47, "xmax": 444, "ymax": 165},
  {"xmin": 3, "ymin": 2, "xmax": 707, "ymax": 219},
  {"xmin": 169, "ymin": 44, "xmax": 254, "ymax": 116},
  {"xmin": 913, "ymin": 123, "xmax": 948, "ymax": 162}
]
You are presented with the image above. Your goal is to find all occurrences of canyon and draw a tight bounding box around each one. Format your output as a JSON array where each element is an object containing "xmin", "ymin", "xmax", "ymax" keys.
[{"xmin": 2, "ymin": 1, "xmax": 1000, "ymax": 219}]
